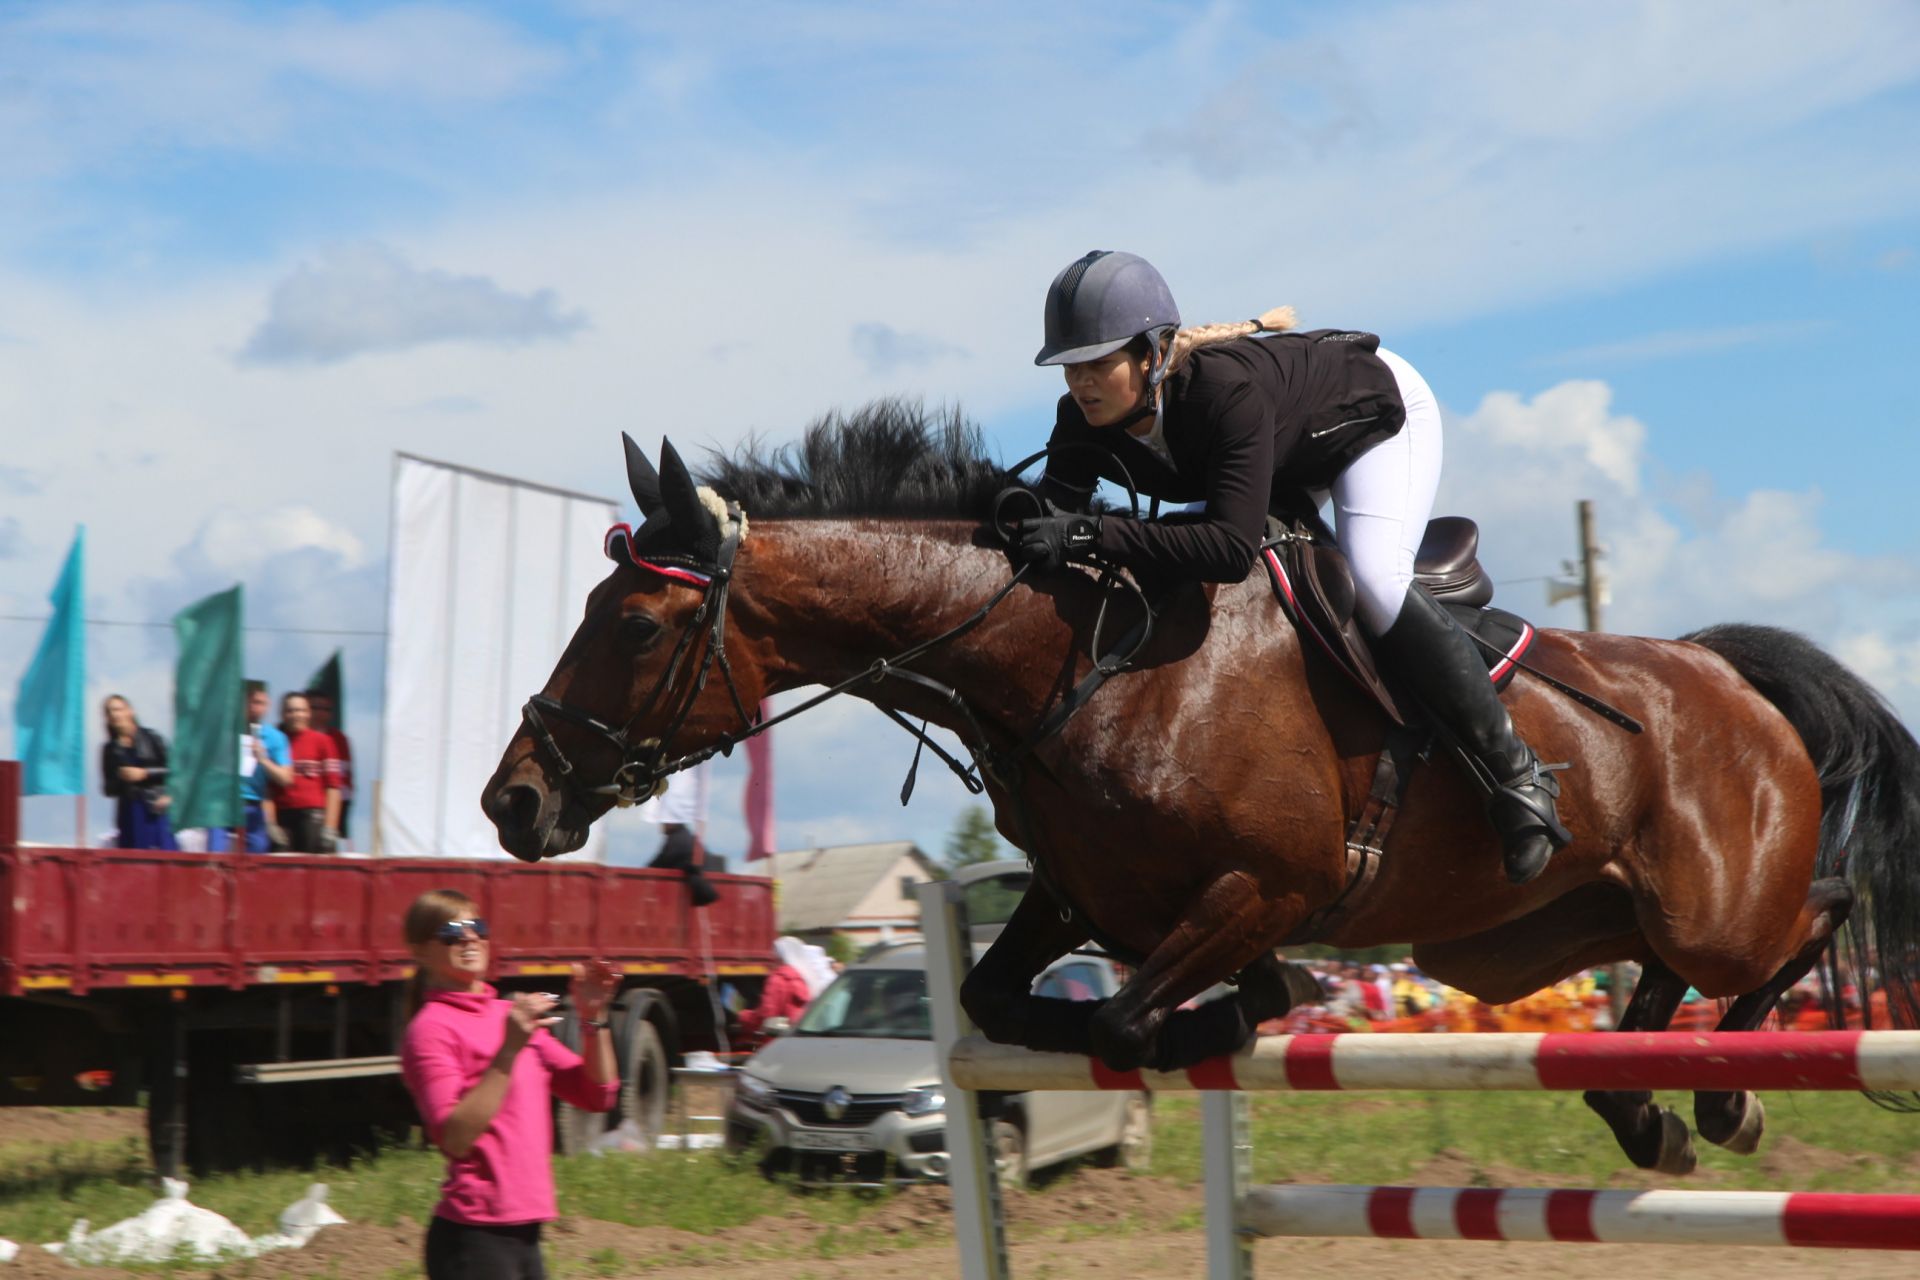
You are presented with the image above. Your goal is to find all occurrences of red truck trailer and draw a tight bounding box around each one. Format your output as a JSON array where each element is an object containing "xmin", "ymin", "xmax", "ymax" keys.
[{"xmin": 0, "ymin": 761, "xmax": 776, "ymax": 1175}]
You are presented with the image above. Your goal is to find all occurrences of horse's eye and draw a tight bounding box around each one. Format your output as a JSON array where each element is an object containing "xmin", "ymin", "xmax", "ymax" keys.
[{"xmin": 619, "ymin": 614, "xmax": 663, "ymax": 652}]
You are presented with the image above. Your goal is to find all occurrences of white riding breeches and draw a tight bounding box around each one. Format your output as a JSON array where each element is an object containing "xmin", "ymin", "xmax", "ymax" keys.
[{"xmin": 1329, "ymin": 347, "xmax": 1443, "ymax": 635}]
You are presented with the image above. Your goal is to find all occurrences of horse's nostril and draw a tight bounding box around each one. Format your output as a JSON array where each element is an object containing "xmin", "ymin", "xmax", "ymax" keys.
[{"xmin": 497, "ymin": 783, "xmax": 544, "ymax": 831}]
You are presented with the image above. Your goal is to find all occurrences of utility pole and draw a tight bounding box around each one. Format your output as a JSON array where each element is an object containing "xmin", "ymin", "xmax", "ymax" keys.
[
  {"xmin": 1575, "ymin": 500, "xmax": 1629, "ymax": 1026},
  {"xmin": 1550, "ymin": 502, "xmax": 1622, "ymax": 1021}
]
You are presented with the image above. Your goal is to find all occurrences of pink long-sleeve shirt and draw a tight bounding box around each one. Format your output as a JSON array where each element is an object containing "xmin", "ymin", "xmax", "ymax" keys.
[{"xmin": 401, "ymin": 984, "xmax": 619, "ymax": 1225}]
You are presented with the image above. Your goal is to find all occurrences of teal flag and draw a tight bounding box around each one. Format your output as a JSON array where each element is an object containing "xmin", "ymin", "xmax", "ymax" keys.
[
  {"xmin": 307, "ymin": 650, "xmax": 344, "ymax": 725},
  {"xmin": 15, "ymin": 527, "xmax": 87, "ymax": 795},
  {"xmin": 170, "ymin": 586, "xmax": 245, "ymax": 831}
]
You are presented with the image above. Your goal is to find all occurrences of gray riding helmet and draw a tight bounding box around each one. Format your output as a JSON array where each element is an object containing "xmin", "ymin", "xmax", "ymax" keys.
[{"xmin": 1034, "ymin": 250, "xmax": 1181, "ymax": 367}]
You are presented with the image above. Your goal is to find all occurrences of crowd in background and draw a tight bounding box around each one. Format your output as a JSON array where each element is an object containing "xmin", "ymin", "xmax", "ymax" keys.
[
  {"xmin": 1272, "ymin": 957, "xmax": 1858, "ymax": 1034},
  {"xmin": 98, "ymin": 679, "xmax": 354, "ymax": 854}
]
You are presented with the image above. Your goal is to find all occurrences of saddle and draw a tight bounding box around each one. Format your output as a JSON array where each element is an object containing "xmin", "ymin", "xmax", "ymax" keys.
[
  {"xmin": 1260, "ymin": 506, "xmax": 1535, "ymax": 726},
  {"xmin": 1257, "ymin": 504, "xmax": 1544, "ymax": 945}
]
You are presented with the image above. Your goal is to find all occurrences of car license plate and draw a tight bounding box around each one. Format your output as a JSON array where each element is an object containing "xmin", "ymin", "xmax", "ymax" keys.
[{"xmin": 790, "ymin": 1129, "xmax": 872, "ymax": 1152}]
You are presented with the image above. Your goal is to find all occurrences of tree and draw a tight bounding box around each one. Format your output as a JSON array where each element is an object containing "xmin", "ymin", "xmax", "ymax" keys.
[{"xmin": 944, "ymin": 804, "xmax": 1003, "ymax": 869}]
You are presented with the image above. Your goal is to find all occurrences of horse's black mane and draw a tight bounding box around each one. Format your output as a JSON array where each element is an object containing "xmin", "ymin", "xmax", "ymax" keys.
[{"xmin": 698, "ymin": 399, "xmax": 1010, "ymax": 520}]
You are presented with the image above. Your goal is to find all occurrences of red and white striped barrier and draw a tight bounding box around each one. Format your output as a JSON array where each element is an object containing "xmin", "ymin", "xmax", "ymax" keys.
[
  {"xmin": 948, "ymin": 1029, "xmax": 1920, "ymax": 1093},
  {"xmin": 1240, "ymin": 1185, "xmax": 1920, "ymax": 1251}
]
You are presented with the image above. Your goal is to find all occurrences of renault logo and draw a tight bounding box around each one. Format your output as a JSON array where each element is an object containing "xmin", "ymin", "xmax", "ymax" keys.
[{"xmin": 822, "ymin": 1086, "xmax": 851, "ymax": 1122}]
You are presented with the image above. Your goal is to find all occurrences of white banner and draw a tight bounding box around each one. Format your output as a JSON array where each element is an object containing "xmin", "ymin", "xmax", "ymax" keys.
[{"xmin": 378, "ymin": 454, "xmax": 617, "ymax": 858}]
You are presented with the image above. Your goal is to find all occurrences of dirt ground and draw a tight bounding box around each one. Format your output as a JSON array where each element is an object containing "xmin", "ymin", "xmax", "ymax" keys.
[{"xmin": 3, "ymin": 1113, "xmax": 1916, "ymax": 1278}]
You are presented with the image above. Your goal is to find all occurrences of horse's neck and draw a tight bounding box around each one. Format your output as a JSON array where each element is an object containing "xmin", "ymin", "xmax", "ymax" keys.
[{"xmin": 740, "ymin": 520, "xmax": 1063, "ymax": 712}]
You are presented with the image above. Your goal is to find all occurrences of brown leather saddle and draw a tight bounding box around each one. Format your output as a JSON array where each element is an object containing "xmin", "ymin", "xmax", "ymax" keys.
[{"xmin": 1260, "ymin": 507, "xmax": 1535, "ymax": 726}]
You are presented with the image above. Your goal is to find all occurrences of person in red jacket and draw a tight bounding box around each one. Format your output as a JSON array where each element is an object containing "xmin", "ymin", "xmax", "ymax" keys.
[{"xmin": 738, "ymin": 936, "xmax": 830, "ymax": 1036}]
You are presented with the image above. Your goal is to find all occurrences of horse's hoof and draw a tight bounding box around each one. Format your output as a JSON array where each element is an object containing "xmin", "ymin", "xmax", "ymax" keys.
[
  {"xmin": 1715, "ymin": 1092, "xmax": 1766, "ymax": 1156},
  {"xmin": 1651, "ymin": 1108, "xmax": 1698, "ymax": 1176}
]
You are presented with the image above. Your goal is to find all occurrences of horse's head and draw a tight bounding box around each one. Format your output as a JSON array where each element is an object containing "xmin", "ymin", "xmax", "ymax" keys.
[{"xmin": 483, "ymin": 434, "xmax": 764, "ymax": 861}]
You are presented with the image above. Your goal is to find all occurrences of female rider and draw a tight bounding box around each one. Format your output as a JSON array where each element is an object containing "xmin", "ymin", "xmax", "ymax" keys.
[{"xmin": 1014, "ymin": 249, "xmax": 1568, "ymax": 884}]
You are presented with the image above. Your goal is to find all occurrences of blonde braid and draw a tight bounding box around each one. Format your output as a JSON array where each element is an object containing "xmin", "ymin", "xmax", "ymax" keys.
[{"xmin": 1163, "ymin": 305, "xmax": 1297, "ymax": 378}]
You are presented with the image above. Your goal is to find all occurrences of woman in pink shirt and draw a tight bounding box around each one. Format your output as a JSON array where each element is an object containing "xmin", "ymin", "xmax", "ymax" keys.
[{"xmin": 400, "ymin": 889, "xmax": 619, "ymax": 1280}]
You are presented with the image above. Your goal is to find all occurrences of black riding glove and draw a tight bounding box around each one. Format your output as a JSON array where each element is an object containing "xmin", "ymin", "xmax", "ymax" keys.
[{"xmin": 1011, "ymin": 512, "xmax": 1101, "ymax": 572}]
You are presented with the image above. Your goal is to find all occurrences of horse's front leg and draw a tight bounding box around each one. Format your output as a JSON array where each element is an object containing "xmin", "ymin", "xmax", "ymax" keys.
[
  {"xmin": 1090, "ymin": 870, "xmax": 1312, "ymax": 1073},
  {"xmin": 958, "ymin": 883, "xmax": 1094, "ymax": 1053}
]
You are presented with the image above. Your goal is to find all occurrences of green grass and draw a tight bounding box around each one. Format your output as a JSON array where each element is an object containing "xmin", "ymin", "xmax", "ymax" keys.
[
  {"xmin": 4, "ymin": 1091, "xmax": 1918, "ymax": 1272},
  {"xmin": 1148, "ymin": 1089, "xmax": 1920, "ymax": 1190}
]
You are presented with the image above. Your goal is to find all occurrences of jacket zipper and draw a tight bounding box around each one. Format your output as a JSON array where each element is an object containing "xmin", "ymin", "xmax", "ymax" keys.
[{"xmin": 1309, "ymin": 413, "xmax": 1380, "ymax": 441}]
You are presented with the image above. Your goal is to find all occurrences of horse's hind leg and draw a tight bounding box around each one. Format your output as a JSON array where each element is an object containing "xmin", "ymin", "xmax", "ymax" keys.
[
  {"xmin": 1694, "ymin": 877, "xmax": 1854, "ymax": 1155},
  {"xmin": 1584, "ymin": 961, "xmax": 1697, "ymax": 1174},
  {"xmin": 958, "ymin": 884, "xmax": 1094, "ymax": 1052}
]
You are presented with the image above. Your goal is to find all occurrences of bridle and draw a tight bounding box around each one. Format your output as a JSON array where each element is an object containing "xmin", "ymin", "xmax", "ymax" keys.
[{"xmin": 517, "ymin": 448, "xmax": 1164, "ymax": 835}]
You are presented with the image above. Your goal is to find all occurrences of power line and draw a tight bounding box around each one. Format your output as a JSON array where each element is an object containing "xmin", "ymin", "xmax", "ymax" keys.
[{"xmin": 0, "ymin": 613, "xmax": 385, "ymax": 638}]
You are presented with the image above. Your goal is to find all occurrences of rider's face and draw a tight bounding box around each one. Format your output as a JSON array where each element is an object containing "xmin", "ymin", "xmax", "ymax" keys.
[{"xmin": 1062, "ymin": 347, "xmax": 1149, "ymax": 429}]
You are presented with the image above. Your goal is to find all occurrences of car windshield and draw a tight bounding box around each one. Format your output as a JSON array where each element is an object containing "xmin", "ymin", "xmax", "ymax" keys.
[{"xmin": 793, "ymin": 968, "xmax": 932, "ymax": 1040}]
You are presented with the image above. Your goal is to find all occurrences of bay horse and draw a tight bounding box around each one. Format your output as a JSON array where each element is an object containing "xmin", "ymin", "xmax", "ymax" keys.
[{"xmin": 484, "ymin": 404, "xmax": 1920, "ymax": 1172}]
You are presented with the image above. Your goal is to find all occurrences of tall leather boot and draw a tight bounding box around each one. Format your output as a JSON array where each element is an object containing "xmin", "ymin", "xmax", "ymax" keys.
[{"xmin": 1373, "ymin": 586, "xmax": 1571, "ymax": 884}]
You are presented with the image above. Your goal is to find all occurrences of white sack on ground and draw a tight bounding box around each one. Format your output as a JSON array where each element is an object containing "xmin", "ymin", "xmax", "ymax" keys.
[
  {"xmin": 0, "ymin": 1237, "xmax": 19, "ymax": 1262},
  {"xmin": 52, "ymin": 1179, "xmax": 348, "ymax": 1264},
  {"xmin": 250, "ymin": 1183, "xmax": 348, "ymax": 1251},
  {"xmin": 60, "ymin": 1179, "xmax": 253, "ymax": 1264}
]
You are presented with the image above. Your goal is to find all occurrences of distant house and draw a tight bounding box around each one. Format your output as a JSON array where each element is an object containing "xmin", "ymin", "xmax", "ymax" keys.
[{"xmin": 768, "ymin": 842, "xmax": 942, "ymax": 949}]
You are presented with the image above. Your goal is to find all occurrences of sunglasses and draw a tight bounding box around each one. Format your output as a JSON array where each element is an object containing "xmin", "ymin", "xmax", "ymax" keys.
[{"xmin": 434, "ymin": 918, "xmax": 490, "ymax": 944}]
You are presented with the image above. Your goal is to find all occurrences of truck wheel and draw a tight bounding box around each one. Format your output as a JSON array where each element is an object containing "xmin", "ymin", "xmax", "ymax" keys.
[
  {"xmin": 621, "ymin": 1020, "xmax": 669, "ymax": 1148},
  {"xmin": 554, "ymin": 1010, "xmax": 610, "ymax": 1156}
]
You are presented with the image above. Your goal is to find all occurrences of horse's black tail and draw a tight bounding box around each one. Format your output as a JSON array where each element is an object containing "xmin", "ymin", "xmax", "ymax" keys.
[{"xmin": 1686, "ymin": 623, "xmax": 1920, "ymax": 1106}]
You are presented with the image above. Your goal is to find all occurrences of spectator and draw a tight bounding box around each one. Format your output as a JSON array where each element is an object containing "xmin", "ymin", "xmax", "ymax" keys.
[
  {"xmin": 277, "ymin": 692, "xmax": 341, "ymax": 853},
  {"xmin": 220, "ymin": 680, "xmax": 291, "ymax": 853},
  {"xmin": 100, "ymin": 695, "xmax": 177, "ymax": 851},
  {"xmin": 648, "ymin": 823, "xmax": 721, "ymax": 907},
  {"xmin": 737, "ymin": 936, "xmax": 832, "ymax": 1036},
  {"xmin": 306, "ymin": 689, "xmax": 353, "ymax": 847},
  {"xmin": 400, "ymin": 889, "xmax": 618, "ymax": 1280}
]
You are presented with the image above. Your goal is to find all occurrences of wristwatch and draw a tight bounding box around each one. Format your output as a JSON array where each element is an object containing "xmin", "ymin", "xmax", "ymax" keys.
[{"xmin": 584, "ymin": 1017, "xmax": 611, "ymax": 1030}]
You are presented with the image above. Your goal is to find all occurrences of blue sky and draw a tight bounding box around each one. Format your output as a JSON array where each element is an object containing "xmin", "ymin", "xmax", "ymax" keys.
[{"xmin": 3, "ymin": 0, "xmax": 1919, "ymax": 859}]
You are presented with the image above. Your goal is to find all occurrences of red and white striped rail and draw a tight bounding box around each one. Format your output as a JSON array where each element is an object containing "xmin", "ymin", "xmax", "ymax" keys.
[
  {"xmin": 947, "ymin": 1029, "xmax": 1920, "ymax": 1093},
  {"xmin": 1240, "ymin": 1185, "xmax": 1920, "ymax": 1251}
]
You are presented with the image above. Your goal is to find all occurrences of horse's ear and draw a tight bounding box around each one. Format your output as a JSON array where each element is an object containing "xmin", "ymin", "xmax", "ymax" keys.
[
  {"xmin": 658, "ymin": 438, "xmax": 722, "ymax": 562},
  {"xmin": 623, "ymin": 432, "xmax": 663, "ymax": 516}
]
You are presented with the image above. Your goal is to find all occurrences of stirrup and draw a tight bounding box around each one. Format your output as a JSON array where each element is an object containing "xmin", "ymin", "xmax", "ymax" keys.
[{"xmin": 1491, "ymin": 757, "xmax": 1573, "ymax": 850}]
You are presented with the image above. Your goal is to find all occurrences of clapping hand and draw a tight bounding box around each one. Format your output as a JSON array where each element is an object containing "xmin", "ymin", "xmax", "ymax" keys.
[
  {"xmin": 501, "ymin": 992, "xmax": 561, "ymax": 1054},
  {"xmin": 571, "ymin": 960, "xmax": 619, "ymax": 1027}
]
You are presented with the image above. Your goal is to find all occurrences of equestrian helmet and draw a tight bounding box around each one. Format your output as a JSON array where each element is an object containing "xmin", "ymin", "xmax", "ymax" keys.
[{"xmin": 1034, "ymin": 250, "xmax": 1181, "ymax": 366}]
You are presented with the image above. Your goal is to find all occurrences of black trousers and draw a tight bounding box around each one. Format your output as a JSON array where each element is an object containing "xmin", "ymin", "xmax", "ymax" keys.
[
  {"xmin": 425, "ymin": 1217, "xmax": 546, "ymax": 1280},
  {"xmin": 282, "ymin": 808, "xmax": 329, "ymax": 853}
]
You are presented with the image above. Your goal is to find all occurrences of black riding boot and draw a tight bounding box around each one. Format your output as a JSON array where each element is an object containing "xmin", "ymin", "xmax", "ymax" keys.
[{"xmin": 1373, "ymin": 586, "xmax": 1571, "ymax": 884}]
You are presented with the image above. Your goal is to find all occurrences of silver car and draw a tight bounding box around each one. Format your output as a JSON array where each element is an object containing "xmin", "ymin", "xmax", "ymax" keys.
[{"xmin": 724, "ymin": 936, "xmax": 1151, "ymax": 1187}]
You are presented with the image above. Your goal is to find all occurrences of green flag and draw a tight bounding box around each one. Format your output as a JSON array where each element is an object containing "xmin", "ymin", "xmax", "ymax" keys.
[
  {"xmin": 307, "ymin": 650, "xmax": 343, "ymax": 726},
  {"xmin": 170, "ymin": 586, "xmax": 245, "ymax": 831}
]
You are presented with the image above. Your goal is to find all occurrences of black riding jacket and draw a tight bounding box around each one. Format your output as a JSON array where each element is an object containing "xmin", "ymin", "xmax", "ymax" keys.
[{"xmin": 1038, "ymin": 330, "xmax": 1406, "ymax": 582}]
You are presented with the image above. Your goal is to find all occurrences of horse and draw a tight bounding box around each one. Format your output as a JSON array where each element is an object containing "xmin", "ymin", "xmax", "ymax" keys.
[{"xmin": 483, "ymin": 403, "xmax": 1920, "ymax": 1172}]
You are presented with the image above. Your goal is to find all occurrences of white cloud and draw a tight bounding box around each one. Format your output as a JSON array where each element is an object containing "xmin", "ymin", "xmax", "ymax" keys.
[
  {"xmin": 1447, "ymin": 380, "xmax": 1647, "ymax": 495},
  {"xmin": 849, "ymin": 322, "xmax": 966, "ymax": 375},
  {"xmin": 240, "ymin": 243, "xmax": 587, "ymax": 365}
]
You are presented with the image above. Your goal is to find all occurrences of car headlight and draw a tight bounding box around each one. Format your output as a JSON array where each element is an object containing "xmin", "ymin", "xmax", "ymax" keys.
[
  {"xmin": 901, "ymin": 1086, "xmax": 945, "ymax": 1117},
  {"xmin": 735, "ymin": 1073, "xmax": 774, "ymax": 1107}
]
